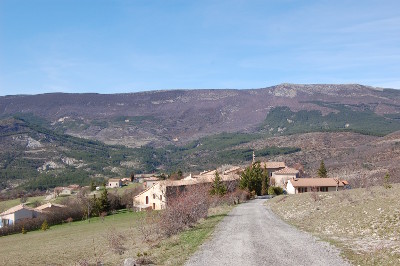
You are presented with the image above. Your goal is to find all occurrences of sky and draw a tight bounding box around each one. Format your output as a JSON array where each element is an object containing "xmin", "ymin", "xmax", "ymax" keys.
[{"xmin": 0, "ymin": 0, "xmax": 399, "ymax": 96}]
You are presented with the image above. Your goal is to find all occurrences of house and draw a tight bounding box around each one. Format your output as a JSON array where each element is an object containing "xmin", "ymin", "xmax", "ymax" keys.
[
  {"xmin": 0, "ymin": 204, "xmax": 41, "ymax": 228},
  {"xmin": 108, "ymin": 178, "xmax": 122, "ymax": 188},
  {"xmin": 143, "ymin": 176, "xmax": 159, "ymax": 189},
  {"xmin": 272, "ymin": 167, "xmax": 300, "ymax": 189},
  {"xmin": 133, "ymin": 167, "xmax": 241, "ymax": 210},
  {"xmin": 286, "ymin": 178, "xmax": 348, "ymax": 194},
  {"xmin": 121, "ymin": 177, "xmax": 131, "ymax": 185},
  {"xmin": 35, "ymin": 203, "xmax": 66, "ymax": 213},
  {"xmin": 261, "ymin": 161, "xmax": 286, "ymax": 177}
]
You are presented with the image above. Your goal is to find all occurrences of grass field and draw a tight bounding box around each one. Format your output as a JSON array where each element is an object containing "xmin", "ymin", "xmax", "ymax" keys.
[
  {"xmin": 267, "ymin": 184, "xmax": 400, "ymax": 265},
  {"xmin": 0, "ymin": 205, "xmax": 232, "ymax": 265},
  {"xmin": 0, "ymin": 195, "xmax": 46, "ymax": 213}
]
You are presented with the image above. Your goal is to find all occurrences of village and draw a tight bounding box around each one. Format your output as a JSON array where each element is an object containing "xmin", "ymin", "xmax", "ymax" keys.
[{"xmin": 0, "ymin": 157, "xmax": 348, "ymax": 229}]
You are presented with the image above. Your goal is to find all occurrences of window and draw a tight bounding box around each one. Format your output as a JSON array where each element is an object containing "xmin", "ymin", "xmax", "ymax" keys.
[
  {"xmin": 153, "ymin": 203, "xmax": 155, "ymax": 209},
  {"xmin": 298, "ymin": 187, "xmax": 308, "ymax": 193},
  {"xmin": 160, "ymin": 195, "xmax": 162, "ymax": 201},
  {"xmin": 146, "ymin": 196, "xmax": 149, "ymax": 204},
  {"xmin": 153, "ymin": 194, "xmax": 155, "ymax": 199},
  {"xmin": 320, "ymin": 187, "xmax": 328, "ymax": 192}
]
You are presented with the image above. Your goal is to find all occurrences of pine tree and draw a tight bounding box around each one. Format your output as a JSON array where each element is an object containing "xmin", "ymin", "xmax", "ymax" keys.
[
  {"xmin": 210, "ymin": 171, "xmax": 227, "ymax": 196},
  {"xmin": 90, "ymin": 180, "xmax": 96, "ymax": 191},
  {"xmin": 99, "ymin": 188, "xmax": 110, "ymax": 213},
  {"xmin": 41, "ymin": 220, "xmax": 49, "ymax": 231},
  {"xmin": 383, "ymin": 172, "xmax": 392, "ymax": 189},
  {"xmin": 318, "ymin": 160, "xmax": 328, "ymax": 178},
  {"xmin": 239, "ymin": 162, "xmax": 265, "ymax": 195}
]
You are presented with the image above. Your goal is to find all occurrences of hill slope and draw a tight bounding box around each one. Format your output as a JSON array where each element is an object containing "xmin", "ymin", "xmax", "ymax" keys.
[
  {"xmin": 1, "ymin": 84, "xmax": 400, "ymax": 190},
  {"xmin": 1, "ymin": 84, "xmax": 399, "ymax": 147}
]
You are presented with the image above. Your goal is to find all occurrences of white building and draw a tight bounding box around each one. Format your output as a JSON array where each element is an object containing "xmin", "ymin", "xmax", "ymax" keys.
[
  {"xmin": 108, "ymin": 178, "xmax": 122, "ymax": 188},
  {"xmin": 287, "ymin": 178, "xmax": 348, "ymax": 194},
  {"xmin": 0, "ymin": 204, "xmax": 41, "ymax": 228},
  {"xmin": 272, "ymin": 167, "xmax": 300, "ymax": 189}
]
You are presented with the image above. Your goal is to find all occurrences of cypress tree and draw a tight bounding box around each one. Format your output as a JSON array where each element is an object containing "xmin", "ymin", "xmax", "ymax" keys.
[{"xmin": 318, "ymin": 160, "xmax": 328, "ymax": 178}]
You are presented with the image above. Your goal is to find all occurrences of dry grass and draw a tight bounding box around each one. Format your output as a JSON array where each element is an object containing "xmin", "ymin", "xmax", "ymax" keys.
[
  {"xmin": 0, "ymin": 205, "xmax": 233, "ymax": 265},
  {"xmin": 267, "ymin": 184, "xmax": 400, "ymax": 265}
]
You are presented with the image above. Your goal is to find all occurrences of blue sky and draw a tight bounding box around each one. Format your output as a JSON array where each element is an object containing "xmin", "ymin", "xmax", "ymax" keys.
[{"xmin": 0, "ymin": 0, "xmax": 399, "ymax": 96}]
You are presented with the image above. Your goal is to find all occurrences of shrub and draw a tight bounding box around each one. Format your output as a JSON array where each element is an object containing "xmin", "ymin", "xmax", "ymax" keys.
[
  {"xmin": 41, "ymin": 220, "xmax": 49, "ymax": 231},
  {"xmin": 268, "ymin": 186, "xmax": 283, "ymax": 195},
  {"xmin": 159, "ymin": 184, "xmax": 210, "ymax": 237}
]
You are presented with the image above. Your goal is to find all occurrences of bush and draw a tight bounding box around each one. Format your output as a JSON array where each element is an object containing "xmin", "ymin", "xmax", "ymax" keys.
[
  {"xmin": 41, "ymin": 220, "xmax": 50, "ymax": 231},
  {"xmin": 268, "ymin": 186, "xmax": 283, "ymax": 195},
  {"xmin": 159, "ymin": 184, "xmax": 210, "ymax": 237}
]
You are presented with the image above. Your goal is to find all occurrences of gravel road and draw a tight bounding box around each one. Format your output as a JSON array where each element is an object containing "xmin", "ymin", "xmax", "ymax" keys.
[{"xmin": 185, "ymin": 198, "xmax": 350, "ymax": 266}]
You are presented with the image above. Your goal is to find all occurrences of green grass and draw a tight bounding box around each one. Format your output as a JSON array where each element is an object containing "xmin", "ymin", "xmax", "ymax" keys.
[
  {"xmin": 267, "ymin": 184, "xmax": 400, "ymax": 265},
  {"xmin": 0, "ymin": 195, "xmax": 46, "ymax": 212},
  {"xmin": 0, "ymin": 205, "xmax": 233, "ymax": 265}
]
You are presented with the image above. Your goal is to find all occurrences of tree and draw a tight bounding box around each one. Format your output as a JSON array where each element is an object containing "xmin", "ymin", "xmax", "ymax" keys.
[
  {"xmin": 210, "ymin": 171, "xmax": 227, "ymax": 196},
  {"xmin": 177, "ymin": 169, "xmax": 183, "ymax": 178},
  {"xmin": 99, "ymin": 188, "xmax": 110, "ymax": 213},
  {"xmin": 383, "ymin": 172, "xmax": 392, "ymax": 189},
  {"xmin": 317, "ymin": 160, "xmax": 327, "ymax": 178},
  {"xmin": 239, "ymin": 162, "xmax": 268, "ymax": 196},
  {"xmin": 90, "ymin": 180, "xmax": 96, "ymax": 191},
  {"xmin": 261, "ymin": 172, "xmax": 268, "ymax": 196},
  {"xmin": 41, "ymin": 220, "xmax": 50, "ymax": 231},
  {"xmin": 130, "ymin": 172, "xmax": 135, "ymax": 182}
]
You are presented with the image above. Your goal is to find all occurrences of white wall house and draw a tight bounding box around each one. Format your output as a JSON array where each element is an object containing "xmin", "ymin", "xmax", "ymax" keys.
[
  {"xmin": 287, "ymin": 178, "xmax": 348, "ymax": 194},
  {"xmin": 0, "ymin": 204, "xmax": 41, "ymax": 228},
  {"xmin": 271, "ymin": 167, "xmax": 299, "ymax": 189},
  {"xmin": 133, "ymin": 182, "xmax": 166, "ymax": 211},
  {"xmin": 108, "ymin": 178, "xmax": 122, "ymax": 188},
  {"xmin": 133, "ymin": 167, "xmax": 242, "ymax": 211}
]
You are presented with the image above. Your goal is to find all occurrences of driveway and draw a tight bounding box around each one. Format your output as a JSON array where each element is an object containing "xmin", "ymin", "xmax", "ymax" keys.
[{"xmin": 185, "ymin": 198, "xmax": 349, "ymax": 266}]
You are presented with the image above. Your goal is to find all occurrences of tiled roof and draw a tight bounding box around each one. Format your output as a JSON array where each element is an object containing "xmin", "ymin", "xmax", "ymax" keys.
[
  {"xmin": 289, "ymin": 178, "xmax": 346, "ymax": 187},
  {"xmin": 108, "ymin": 178, "xmax": 121, "ymax": 182},
  {"xmin": 274, "ymin": 167, "xmax": 299, "ymax": 175},
  {"xmin": 35, "ymin": 203, "xmax": 66, "ymax": 211},
  {"xmin": 261, "ymin": 162, "xmax": 286, "ymax": 169},
  {"xmin": 0, "ymin": 204, "xmax": 35, "ymax": 216},
  {"xmin": 143, "ymin": 177, "xmax": 159, "ymax": 181}
]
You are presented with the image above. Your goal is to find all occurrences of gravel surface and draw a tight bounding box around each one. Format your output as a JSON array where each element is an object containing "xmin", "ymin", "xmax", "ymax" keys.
[{"xmin": 185, "ymin": 198, "xmax": 350, "ymax": 266}]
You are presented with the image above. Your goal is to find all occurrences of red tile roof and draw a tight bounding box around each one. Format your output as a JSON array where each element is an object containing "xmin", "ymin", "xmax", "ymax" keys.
[
  {"xmin": 274, "ymin": 167, "xmax": 299, "ymax": 175},
  {"xmin": 289, "ymin": 178, "xmax": 346, "ymax": 187},
  {"xmin": 261, "ymin": 162, "xmax": 286, "ymax": 169}
]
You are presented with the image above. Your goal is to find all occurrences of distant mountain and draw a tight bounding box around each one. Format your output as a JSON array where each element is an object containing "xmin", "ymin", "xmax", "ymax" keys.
[
  {"xmin": 1, "ymin": 84, "xmax": 400, "ymax": 190},
  {"xmin": 1, "ymin": 84, "xmax": 399, "ymax": 147}
]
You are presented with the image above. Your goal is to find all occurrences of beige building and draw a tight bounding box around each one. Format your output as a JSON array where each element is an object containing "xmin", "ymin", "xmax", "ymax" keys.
[
  {"xmin": 133, "ymin": 167, "xmax": 241, "ymax": 211},
  {"xmin": 261, "ymin": 161, "xmax": 286, "ymax": 177},
  {"xmin": 287, "ymin": 178, "xmax": 348, "ymax": 194},
  {"xmin": 272, "ymin": 167, "xmax": 299, "ymax": 189},
  {"xmin": 0, "ymin": 204, "xmax": 41, "ymax": 228},
  {"xmin": 108, "ymin": 178, "xmax": 122, "ymax": 188}
]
